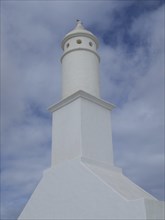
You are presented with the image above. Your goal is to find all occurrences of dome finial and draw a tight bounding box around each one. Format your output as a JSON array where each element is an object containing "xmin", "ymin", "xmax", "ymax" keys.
[
  {"xmin": 75, "ymin": 19, "xmax": 84, "ymax": 29},
  {"xmin": 76, "ymin": 19, "xmax": 82, "ymax": 24}
]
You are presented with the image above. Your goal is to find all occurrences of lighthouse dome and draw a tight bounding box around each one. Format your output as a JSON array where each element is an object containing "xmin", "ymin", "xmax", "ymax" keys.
[{"xmin": 61, "ymin": 20, "xmax": 99, "ymax": 50}]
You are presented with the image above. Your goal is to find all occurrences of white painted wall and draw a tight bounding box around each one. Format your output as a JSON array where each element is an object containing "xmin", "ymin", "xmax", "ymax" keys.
[
  {"xmin": 19, "ymin": 93, "xmax": 164, "ymax": 220},
  {"xmin": 51, "ymin": 93, "xmax": 114, "ymax": 167},
  {"xmin": 51, "ymin": 98, "xmax": 82, "ymax": 166},
  {"xmin": 61, "ymin": 36, "xmax": 100, "ymax": 99},
  {"xmin": 18, "ymin": 158, "xmax": 164, "ymax": 220},
  {"xmin": 18, "ymin": 21, "xmax": 164, "ymax": 219},
  {"xmin": 81, "ymin": 98, "xmax": 114, "ymax": 165}
]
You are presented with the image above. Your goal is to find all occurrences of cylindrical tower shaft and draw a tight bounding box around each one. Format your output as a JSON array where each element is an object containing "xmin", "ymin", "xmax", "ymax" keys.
[{"xmin": 61, "ymin": 20, "xmax": 100, "ymax": 99}]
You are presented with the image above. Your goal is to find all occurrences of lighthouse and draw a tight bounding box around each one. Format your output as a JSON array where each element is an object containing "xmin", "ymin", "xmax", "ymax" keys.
[
  {"xmin": 18, "ymin": 21, "xmax": 164, "ymax": 220},
  {"xmin": 61, "ymin": 20, "xmax": 100, "ymax": 98}
]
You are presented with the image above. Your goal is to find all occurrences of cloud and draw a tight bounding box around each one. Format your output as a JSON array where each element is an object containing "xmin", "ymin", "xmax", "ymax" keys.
[
  {"xmin": 104, "ymin": 3, "xmax": 164, "ymax": 200},
  {"xmin": 1, "ymin": 1, "xmax": 164, "ymax": 219}
]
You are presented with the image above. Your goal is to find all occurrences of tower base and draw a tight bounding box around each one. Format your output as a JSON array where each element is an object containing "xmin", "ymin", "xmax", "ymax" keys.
[
  {"xmin": 18, "ymin": 157, "xmax": 164, "ymax": 219},
  {"xmin": 18, "ymin": 91, "xmax": 164, "ymax": 219}
]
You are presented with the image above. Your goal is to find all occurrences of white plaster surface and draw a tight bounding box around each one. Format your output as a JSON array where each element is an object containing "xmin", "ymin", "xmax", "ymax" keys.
[
  {"xmin": 81, "ymin": 97, "xmax": 114, "ymax": 165},
  {"xmin": 61, "ymin": 21, "xmax": 99, "ymax": 49},
  {"xmin": 18, "ymin": 158, "xmax": 164, "ymax": 220},
  {"xmin": 51, "ymin": 98, "xmax": 82, "ymax": 166},
  {"xmin": 84, "ymin": 160, "xmax": 157, "ymax": 200},
  {"xmin": 18, "ymin": 22, "xmax": 164, "ymax": 220},
  {"xmin": 61, "ymin": 21, "xmax": 100, "ymax": 99},
  {"xmin": 19, "ymin": 95, "xmax": 164, "ymax": 220},
  {"xmin": 62, "ymin": 49, "xmax": 100, "ymax": 99},
  {"xmin": 50, "ymin": 92, "xmax": 115, "ymax": 166}
]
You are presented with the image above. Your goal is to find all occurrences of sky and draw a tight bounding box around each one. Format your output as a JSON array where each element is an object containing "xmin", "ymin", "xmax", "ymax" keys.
[{"xmin": 0, "ymin": 0, "xmax": 164, "ymax": 219}]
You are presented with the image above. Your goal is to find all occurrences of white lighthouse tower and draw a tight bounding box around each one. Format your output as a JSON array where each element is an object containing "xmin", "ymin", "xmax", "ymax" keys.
[
  {"xmin": 18, "ymin": 21, "xmax": 164, "ymax": 220},
  {"xmin": 61, "ymin": 20, "xmax": 100, "ymax": 98}
]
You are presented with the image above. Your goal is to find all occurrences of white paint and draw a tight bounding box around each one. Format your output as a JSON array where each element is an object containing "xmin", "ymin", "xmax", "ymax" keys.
[
  {"xmin": 48, "ymin": 90, "xmax": 115, "ymax": 112},
  {"xmin": 50, "ymin": 91, "xmax": 115, "ymax": 166},
  {"xmin": 18, "ymin": 158, "xmax": 164, "ymax": 220},
  {"xmin": 81, "ymin": 97, "xmax": 114, "ymax": 165},
  {"xmin": 18, "ymin": 22, "xmax": 164, "ymax": 220},
  {"xmin": 61, "ymin": 21, "xmax": 100, "ymax": 99},
  {"xmin": 19, "ymin": 94, "xmax": 164, "ymax": 220},
  {"xmin": 83, "ymin": 160, "xmax": 157, "ymax": 200},
  {"xmin": 51, "ymin": 98, "xmax": 81, "ymax": 166}
]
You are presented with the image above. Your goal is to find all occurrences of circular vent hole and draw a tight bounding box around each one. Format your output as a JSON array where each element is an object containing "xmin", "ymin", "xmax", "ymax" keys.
[
  {"xmin": 89, "ymin": 42, "xmax": 93, "ymax": 47},
  {"xmin": 66, "ymin": 43, "xmax": 70, "ymax": 48},
  {"xmin": 76, "ymin": 39, "xmax": 82, "ymax": 44}
]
